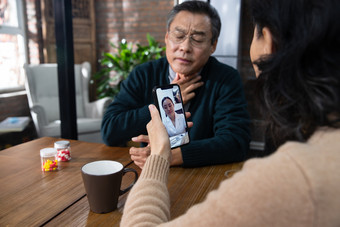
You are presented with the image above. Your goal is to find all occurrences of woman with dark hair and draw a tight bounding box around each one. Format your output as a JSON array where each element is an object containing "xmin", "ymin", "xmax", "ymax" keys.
[
  {"xmin": 121, "ymin": 0, "xmax": 340, "ymax": 226},
  {"xmin": 161, "ymin": 96, "xmax": 186, "ymax": 137},
  {"xmin": 251, "ymin": 0, "xmax": 340, "ymax": 149}
]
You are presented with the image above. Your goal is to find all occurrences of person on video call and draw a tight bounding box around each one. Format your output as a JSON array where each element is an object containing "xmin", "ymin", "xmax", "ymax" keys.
[
  {"xmin": 101, "ymin": 1, "xmax": 250, "ymax": 168},
  {"xmin": 161, "ymin": 96, "xmax": 186, "ymax": 137},
  {"xmin": 120, "ymin": 0, "xmax": 340, "ymax": 225}
]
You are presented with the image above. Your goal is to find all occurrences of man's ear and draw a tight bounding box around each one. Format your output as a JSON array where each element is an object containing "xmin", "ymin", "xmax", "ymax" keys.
[
  {"xmin": 165, "ymin": 32, "xmax": 169, "ymax": 44},
  {"xmin": 210, "ymin": 40, "xmax": 217, "ymax": 54},
  {"xmin": 262, "ymin": 27, "xmax": 274, "ymax": 54}
]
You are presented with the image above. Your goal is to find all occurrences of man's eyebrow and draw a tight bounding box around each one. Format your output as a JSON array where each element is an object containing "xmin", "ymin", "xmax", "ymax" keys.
[
  {"xmin": 191, "ymin": 30, "xmax": 207, "ymax": 36},
  {"xmin": 173, "ymin": 27, "xmax": 205, "ymax": 33},
  {"xmin": 173, "ymin": 27, "xmax": 186, "ymax": 33},
  {"xmin": 172, "ymin": 27, "xmax": 207, "ymax": 36}
]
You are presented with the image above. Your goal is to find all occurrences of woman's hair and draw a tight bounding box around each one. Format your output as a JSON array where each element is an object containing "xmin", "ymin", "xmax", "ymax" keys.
[
  {"xmin": 162, "ymin": 97, "xmax": 174, "ymax": 117},
  {"xmin": 161, "ymin": 96, "xmax": 174, "ymax": 107},
  {"xmin": 166, "ymin": 1, "xmax": 221, "ymax": 45},
  {"xmin": 251, "ymin": 0, "xmax": 340, "ymax": 146}
]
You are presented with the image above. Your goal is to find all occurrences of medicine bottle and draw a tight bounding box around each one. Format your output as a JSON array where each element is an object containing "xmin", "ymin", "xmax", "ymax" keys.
[
  {"xmin": 40, "ymin": 148, "xmax": 58, "ymax": 171},
  {"xmin": 54, "ymin": 140, "xmax": 71, "ymax": 161}
]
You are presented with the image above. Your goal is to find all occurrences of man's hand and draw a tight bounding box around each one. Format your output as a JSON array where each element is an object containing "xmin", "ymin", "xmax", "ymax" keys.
[
  {"xmin": 130, "ymin": 106, "xmax": 193, "ymax": 169},
  {"xmin": 130, "ymin": 140, "xmax": 184, "ymax": 168},
  {"xmin": 172, "ymin": 73, "xmax": 204, "ymax": 105},
  {"xmin": 130, "ymin": 105, "xmax": 172, "ymax": 169},
  {"xmin": 129, "ymin": 135, "xmax": 151, "ymax": 169}
]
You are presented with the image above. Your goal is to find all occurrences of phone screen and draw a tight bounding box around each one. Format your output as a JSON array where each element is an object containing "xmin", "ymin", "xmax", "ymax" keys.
[{"xmin": 153, "ymin": 84, "xmax": 190, "ymax": 149}]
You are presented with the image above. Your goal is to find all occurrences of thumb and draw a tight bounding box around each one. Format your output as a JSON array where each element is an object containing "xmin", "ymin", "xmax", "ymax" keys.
[
  {"xmin": 148, "ymin": 104, "xmax": 161, "ymax": 122},
  {"xmin": 131, "ymin": 134, "xmax": 150, "ymax": 143},
  {"xmin": 174, "ymin": 73, "xmax": 180, "ymax": 81},
  {"xmin": 172, "ymin": 73, "xmax": 180, "ymax": 83}
]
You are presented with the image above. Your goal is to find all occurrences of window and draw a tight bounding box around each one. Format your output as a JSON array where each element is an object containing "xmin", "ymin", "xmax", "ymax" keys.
[{"xmin": 0, "ymin": 0, "xmax": 27, "ymax": 93}]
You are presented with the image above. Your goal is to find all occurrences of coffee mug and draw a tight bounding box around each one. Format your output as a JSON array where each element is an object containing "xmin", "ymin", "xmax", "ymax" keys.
[{"xmin": 81, "ymin": 160, "xmax": 138, "ymax": 213}]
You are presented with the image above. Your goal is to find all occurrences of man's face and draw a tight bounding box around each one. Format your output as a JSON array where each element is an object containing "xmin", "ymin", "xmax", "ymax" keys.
[{"xmin": 165, "ymin": 11, "xmax": 217, "ymax": 76}]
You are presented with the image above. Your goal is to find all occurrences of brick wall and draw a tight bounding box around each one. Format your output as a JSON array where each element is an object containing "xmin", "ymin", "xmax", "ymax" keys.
[
  {"xmin": 95, "ymin": 0, "xmax": 173, "ymax": 63},
  {"xmin": 25, "ymin": 0, "xmax": 43, "ymax": 64}
]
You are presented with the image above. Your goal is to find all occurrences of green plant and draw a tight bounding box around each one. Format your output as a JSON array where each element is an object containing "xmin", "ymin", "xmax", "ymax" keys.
[{"xmin": 93, "ymin": 33, "xmax": 166, "ymax": 99}]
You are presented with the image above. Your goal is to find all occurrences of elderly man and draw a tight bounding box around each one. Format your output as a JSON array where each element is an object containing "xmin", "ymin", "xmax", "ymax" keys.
[{"xmin": 101, "ymin": 1, "xmax": 250, "ymax": 168}]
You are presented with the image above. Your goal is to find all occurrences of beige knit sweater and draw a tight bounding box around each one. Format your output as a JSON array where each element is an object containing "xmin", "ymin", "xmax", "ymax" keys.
[{"xmin": 121, "ymin": 128, "xmax": 340, "ymax": 226}]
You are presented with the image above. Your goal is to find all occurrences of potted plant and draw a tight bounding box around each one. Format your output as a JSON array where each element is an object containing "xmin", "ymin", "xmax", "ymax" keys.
[{"xmin": 93, "ymin": 33, "xmax": 165, "ymax": 99}]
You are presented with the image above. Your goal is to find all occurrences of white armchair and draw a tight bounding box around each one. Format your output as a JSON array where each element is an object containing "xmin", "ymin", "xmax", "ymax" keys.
[{"xmin": 24, "ymin": 62, "xmax": 112, "ymax": 143}]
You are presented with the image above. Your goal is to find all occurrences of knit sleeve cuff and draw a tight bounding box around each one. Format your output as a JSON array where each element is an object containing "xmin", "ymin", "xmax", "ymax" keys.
[{"xmin": 140, "ymin": 155, "xmax": 170, "ymax": 184}]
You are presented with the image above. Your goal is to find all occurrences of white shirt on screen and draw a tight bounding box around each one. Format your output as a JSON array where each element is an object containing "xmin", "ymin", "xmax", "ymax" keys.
[{"xmin": 162, "ymin": 112, "xmax": 186, "ymax": 137}]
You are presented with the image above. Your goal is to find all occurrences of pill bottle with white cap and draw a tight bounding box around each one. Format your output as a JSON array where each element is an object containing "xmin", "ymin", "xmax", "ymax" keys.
[
  {"xmin": 54, "ymin": 140, "xmax": 71, "ymax": 162},
  {"xmin": 40, "ymin": 148, "xmax": 58, "ymax": 171}
]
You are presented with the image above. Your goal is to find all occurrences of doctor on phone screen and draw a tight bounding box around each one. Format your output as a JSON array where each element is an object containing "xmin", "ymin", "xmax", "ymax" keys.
[{"xmin": 161, "ymin": 96, "xmax": 186, "ymax": 137}]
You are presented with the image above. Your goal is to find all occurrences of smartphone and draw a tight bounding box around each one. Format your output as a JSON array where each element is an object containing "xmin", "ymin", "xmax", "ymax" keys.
[{"xmin": 152, "ymin": 84, "xmax": 190, "ymax": 149}]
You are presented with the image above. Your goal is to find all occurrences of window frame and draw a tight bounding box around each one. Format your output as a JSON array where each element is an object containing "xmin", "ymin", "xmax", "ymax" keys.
[{"xmin": 0, "ymin": 0, "xmax": 28, "ymax": 94}]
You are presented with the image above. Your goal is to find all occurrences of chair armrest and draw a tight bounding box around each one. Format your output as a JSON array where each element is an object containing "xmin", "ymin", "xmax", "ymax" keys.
[
  {"xmin": 85, "ymin": 97, "xmax": 112, "ymax": 118},
  {"xmin": 30, "ymin": 104, "xmax": 49, "ymax": 137}
]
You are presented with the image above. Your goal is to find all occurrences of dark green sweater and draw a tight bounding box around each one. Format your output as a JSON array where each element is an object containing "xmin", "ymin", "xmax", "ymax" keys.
[{"xmin": 102, "ymin": 57, "xmax": 250, "ymax": 167}]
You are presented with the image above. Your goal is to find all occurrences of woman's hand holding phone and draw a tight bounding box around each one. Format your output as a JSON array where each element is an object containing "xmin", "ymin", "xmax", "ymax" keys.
[
  {"xmin": 130, "ymin": 110, "xmax": 192, "ymax": 169},
  {"xmin": 146, "ymin": 104, "xmax": 172, "ymax": 163},
  {"xmin": 152, "ymin": 84, "xmax": 191, "ymax": 149}
]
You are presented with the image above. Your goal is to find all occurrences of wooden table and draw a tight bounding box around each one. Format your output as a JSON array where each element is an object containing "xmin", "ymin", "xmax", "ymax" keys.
[{"xmin": 0, "ymin": 137, "xmax": 243, "ymax": 226}]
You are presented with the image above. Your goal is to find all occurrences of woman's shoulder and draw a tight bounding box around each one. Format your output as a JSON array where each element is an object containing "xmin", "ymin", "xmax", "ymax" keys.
[{"xmin": 175, "ymin": 112, "xmax": 185, "ymax": 119}]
